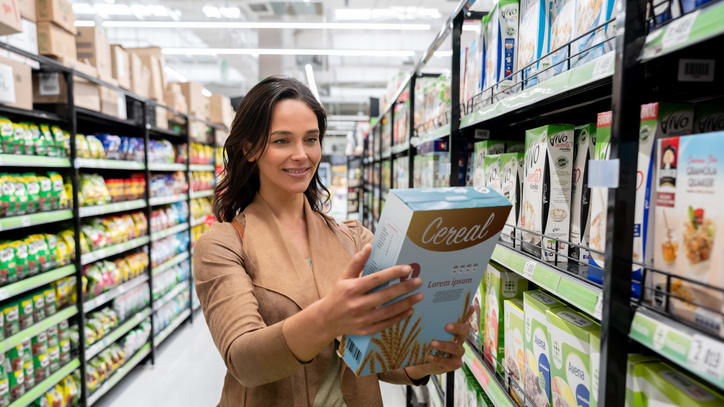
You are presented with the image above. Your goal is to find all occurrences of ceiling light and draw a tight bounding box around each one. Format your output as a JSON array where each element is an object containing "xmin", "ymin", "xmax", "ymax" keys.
[
  {"xmin": 304, "ymin": 64, "xmax": 320, "ymax": 102},
  {"xmin": 202, "ymin": 5, "xmax": 221, "ymax": 18},
  {"xmin": 74, "ymin": 20, "xmax": 431, "ymax": 31},
  {"xmin": 161, "ymin": 48, "xmax": 417, "ymax": 57},
  {"xmin": 335, "ymin": 7, "xmax": 441, "ymax": 21}
]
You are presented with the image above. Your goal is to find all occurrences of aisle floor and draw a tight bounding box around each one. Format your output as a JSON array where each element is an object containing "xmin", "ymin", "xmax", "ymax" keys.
[{"xmin": 96, "ymin": 310, "xmax": 407, "ymax": 406}]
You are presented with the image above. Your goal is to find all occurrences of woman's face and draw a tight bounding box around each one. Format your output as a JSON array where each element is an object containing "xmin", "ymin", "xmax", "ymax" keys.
[{"xmin": 256, "ymin": 99, "xmax": 322, "ymax": 196}]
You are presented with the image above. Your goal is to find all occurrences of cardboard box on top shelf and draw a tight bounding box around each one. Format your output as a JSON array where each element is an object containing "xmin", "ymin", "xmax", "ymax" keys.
[
  {"xmin": 0, "ymin": 0, "xmax": 22, "ymax": 35},
  {"xmin": 210, "ymin": 94, "xmax": 233, "ymax": 128},
  {"xmin": 1, "ymin": 18, "xmax": 39, "ymax": 69},
  {"xmin": 179, "ymin": 81, "xmax": 207, "ymax": 119},
  {"xmin": 17, "ymin": 0, "xmax": 33, "ymax": 22},
  {"xmin": 35, "ymin": 0, "xmax": 75, "ymax": 34},
  {"xmin": 0, "ymin": 54, "xmax": 31, "ymax": 110},
  {"xmin": 75, "ymin": 26, "xmax": 112, "ymax": 81},
  {"xmin": 36, "ymin": 21, "xmax": 75, "ymax": 59},
  {"xmin": 99, "ymin": 76, "xmax": 126, "ymax": 119},
  {"xmin": 164, "ymin": 82, "xmax": 187, "ymax": 114},
  {"xmin": 140, "ymin": 54, "xmax": 163, "ymax": 100},
  {"xmin": 129, "ymin": 53, "xmax": 149, "ymax": 98},
  {"xmin": 155, "ymin": 106, "xmax": 168, "ymax": 129},
  {"xmin": 110, "ymin": 44, "xmax": 130, "ymax": 90},
  {"xmin": 32, "ymin": 57, "xmax": 100, "ymax": 111}
]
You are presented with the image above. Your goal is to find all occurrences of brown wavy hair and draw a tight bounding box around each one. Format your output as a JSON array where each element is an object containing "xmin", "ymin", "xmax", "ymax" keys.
[{"xmin": 214, "ymin": 76, "xmax": 330, "ymax": 222}]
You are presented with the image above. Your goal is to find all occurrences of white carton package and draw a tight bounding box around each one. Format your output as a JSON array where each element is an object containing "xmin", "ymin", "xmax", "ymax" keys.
[
  {"xmin": 541, "ymin": 0, "xmax": 575, "ymax": 79},
  {"xmin": 473, "ymin": 140, "xmax": 506, "ymax": 187},
  {"xmin": 519, "ymin": 0, "xmax": 549, "ymax": 86},
  {"xmin": 571, "ymin": 0, "xmax": 616, "ymax": 67},
  {"xmin": 482, "ymin": 0, "xmax": 520, "ymax": 98},
  {"xmin": 484, "ymin": 154, "xmax": 502, "ymax": 192},
  {"xmin": 588, "ymin": 112, "xmax": 612, "ymax": 285},
  {"xmin": 500, "ymin": 152, "xmax": 524, "ymax": 244},
  {"xmin": 521, "ymin": 125, "xmax": 574, "ymax": 262},
  {"xmin": 570, "ymin": 123, "xmax": 595, "ymax": 271},
  {"xmin": 342, "ymin": 187, "xmax": 511, "ymax": 375}
]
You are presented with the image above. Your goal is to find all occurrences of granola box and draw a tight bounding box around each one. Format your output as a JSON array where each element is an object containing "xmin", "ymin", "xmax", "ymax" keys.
[
  {"xmin": 693, "ymin": 105, "xmax": 724, "ymax": 134},
  {"xmin": 504, "ymin": 298, "xmax": 526, "ymax": 404},
  {"xmin": 484, "ymin": 154, "xmax": 502, "ymax": 192},
  {"xmin": 519, "ymin": 0, "xmax": 549, "ymax": 86},
  {"xmin": 571, "ymin": 0, "xmax": 615, "ymax": 67},
  {"xmin": 473, "ymin": 140, "xmax": 506, "ymax": 187},
  {"xmin": 653, "ymin": 132, "xmax": 724, "ymax": 337},
  {"xmin": 570, "ymin": 124, "xmax": 595, "ymax": 269},
  {"xmin": 521, "ymin": 125, "xmax": 574, "ymax": 262},
  {"xmin": 342, "ymin": 187, "xmax": 511, "ymax": 375},
  {"xmin": 482, "ymin": 0, "xmax": 520, "ymax": 98},
  {"xmin": 541, "ymin": 0, "xmax": 575, "ymax": 79},
  {"xmin": 626, "ymin": 359, "xmax": 724, "ymax": 406},
  {"xmin": 500, "ymin": 152, "xmax": 524, "ymax": 244},
  {"xmin": 587, "ymin": 112, "xmax": 612, "ymax": 284}
]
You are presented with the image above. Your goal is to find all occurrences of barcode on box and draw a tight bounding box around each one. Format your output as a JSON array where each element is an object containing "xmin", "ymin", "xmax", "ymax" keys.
[
  {"xmin": 678, "ymin": 59, "xmax": 715, "ymax": 82},
  {"xmin": 347, "ymin": 339, "xmax": 362, "ymax": 362}
]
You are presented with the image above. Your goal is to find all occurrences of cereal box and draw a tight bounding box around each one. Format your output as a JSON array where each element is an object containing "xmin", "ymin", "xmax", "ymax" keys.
[
  {"xmin": 588, "ymin": 112, "xmax": 612, "ymax": 284},
  {"xmin": 506, "ymin": 141, "xmax": 525, "ymax": 153},
  {"xmin": 547, "ymin": 308, "xmax": 600, "ymax": 407},
  {"xmin": 694, "ymin": 105, "xmax": 724, "ymax": 134},
  {"xmin": 626, "ymin": 359, "xmax": 724, "ymax": 406},
  {"xmin": 570, "ymin": 124, "xmax": 595, "ymax": 271},
  {"xmin": 541, "ymin": 0, "xmax": 575, "ymax": 79},
  {"xmin": 473, "ymin": 140, "xmax": 506, "ymax": 187},
  {"xmin": 484, "ymin": 154, "xmax": 502, "ymax": 192},
  {"xmin": 524, "ymin": 290, "xmax": 566, "ymax": 407},
  {"xmin": 342, "ymin": 187, "xmax": 511, "ymax": 375},
  {"xmin": 653, "ymin": 132, "xmax": 724, "ymax": 337},
  {"xmin": 483, "ymin": 264, "xmax": 528, "ymax": 373},
  {"xmin": 521, "ymin": 125, "xmax": 574, "ymax": 262},
  {"xmin": 571, "ymin": 0, "xmax": 615, "ymax": 67},
  {"xmin": 519, "ymin": 0, "xmax": 549, "ymax": 86},
  {"xmin": 483, "ymin": 0, "xmax": 520, "ymax": 98},
  {"xmin": 504, "ymin": 298, "xmax": 526, "ymax": 404},
  {"xmin": 500, "ymin": 153, "xmax": 524, "ymax": 244}
]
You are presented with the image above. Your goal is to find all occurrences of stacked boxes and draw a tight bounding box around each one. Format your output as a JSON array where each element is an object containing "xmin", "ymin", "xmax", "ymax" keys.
[
  {"xmin": 504, "ymin": 298, "xmax": 526, "ymax": 404},
  {"xmin": 36, "ymin": 0, "xmax": 76, "ymax": 59},
  {"xmin": 570, "ymin": 123, "xmax": 596, "ymax": 269},
  {"xmin": 483, "ymin": 264, "xmax": 527, "ymax": 373},
  {"xmin": 500, "ymin": 152, "xmax": 524, "ymax": 244},
  {"xmin": 473, "ymin": 140, "xmax": 505, "ymax": 187},
  {"xmin": 524, "ymin": 290, "xmax": 565, "ymax": 407}
]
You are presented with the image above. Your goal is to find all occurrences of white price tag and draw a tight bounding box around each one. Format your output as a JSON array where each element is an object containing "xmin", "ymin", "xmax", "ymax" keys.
[
  {"xmin": 21, "ymin": 216, "xmax": 31, "ymax": 227},
  {"xmin": 653, "ymin": 322, "xmax": 668, "ymax": 351},
  {"xmin": 0, "ymin": 64, "xmax": 16, "ymax": 104},
  {"xmin": 523, "ymin": 260, "xmax": 536, "ymax": 280},
  {"xmin": 592, "ymin": 52, "xmax": 614, "ymax": 79},
  {"xmin": 662, "ymin": 11, "xmax": 698, "ymax": 50},
  {"xmin": 688, "ymin": 334, "xmax": 724, "ymax": 381}
]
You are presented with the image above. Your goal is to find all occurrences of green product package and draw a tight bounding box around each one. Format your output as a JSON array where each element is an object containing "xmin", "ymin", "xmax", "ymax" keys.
[
  {"xmin": 59, "ymin": 339, "xmax": 70, "ymax": 365},
  {"xmin": 8, "ymin": 368, "xmax": 23, "ymax": 402},
  {"xmin": 58, "ymin": 320, "xmax": 69, "ymax": 341},
  {"xmin": 506, "ymin": 141, "xmax": 525, "ymax": 153},
  {"xmin": 483, "ymin": 154, "xmax": 502, "ymax": 192},
  {"xmin": 11, "ymin": 123, "xmax": 27, "ymax": 155},
  {"xmin": 590, "ymin": 325, "xmax": 601, "ymax": 407},
  {"xmin": 44, "ymin": 288, "xmax": 57, "ymax": 316},
  {"xmin": 47, "ymin": 326, "xmax": 59, "ymax": 349},
  {"xmin": 27, "ymin": 234, "xmax": 50, "ymax": 274},
  {"xmin": 43, "ymin": 234, "xmax": 59, "ymax": 270},
  {"xmin": 31, "ymin": 331, "xmax": 48, "ymax": 357},
  {"xmin": 9, "ymin": 240, "xmax": 29, "ymax": 280},
  {"xmin": 0, "ymin": 117, "xmax": 14, "ymax": 154},
  {"xmin": 39, "ymin": 125, "xmax": 57, "ymax": 157},
  {"xmin": 470, "ymin": 279, "xmax": 484, "ymax": 350},
  {"xmin": 32, "ymin": 351, "xmax": 49, "ymax": 384},
  {"xmin": 23, "ymin": 174, "xmax": 40, "ymax": 214},
  {"xmin": 473, "ymin": 140, "xmax": 506, "ymax": 187},
  {"xmin": 524, "ymin": 290, "xmax": 566, "ymax": 407},
  {"xmin": 626, "ymin": 358, "xmax": 724, "ymax": 406},
  {"xmin": 27, "ymin": 124, "xmax": 47, "ymax": 157},
  {"xmin": 36, "ymin": 174, "xmax": 53, "ymax": 211},
  {"xmin": 10, "ymin": 176, "xmax": 28, "ymax": 216},
  {"xmin": 0, "ymin": 374, "xmax": 7, "ymax": 407},
  {"xmin": 33, "ymin": 292, "xmax": 46, "ymax": 322},
  {"xmin": 483, "ymin": 263, "xmax": 527, "ymax": 374},
  {"xmin": 0, "ymin": 241, "xmax": 16, "ymax": 285},
  {"xmin": 547, "ymin": 307, "xmax": 600, "ymax": 407},
  {"xmin": 23, "ymin": 359, "xmax": 34, "ymax": 390},
  {"xmin": 47, "ymin": 346, "xmax": 60, "ymax": 373},
  {"xmin": 504, "ymin": 298, "xmax": 526, "ymax": 404},
  {"xmin": 7, "ymin": 344, "xmax": 23, "ymax": 372},
  {"xmin": 3, "ymin": 302, "xmax": 20, "ymax": 338},
  {"xmin": 18, "ymin": 295, "xmax": 34, "ymax": 330}
]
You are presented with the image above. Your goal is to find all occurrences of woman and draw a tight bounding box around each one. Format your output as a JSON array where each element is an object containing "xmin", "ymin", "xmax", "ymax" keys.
[{"xmin": 193, "ymin": 77, "xmax": 471, "ymax": 407}]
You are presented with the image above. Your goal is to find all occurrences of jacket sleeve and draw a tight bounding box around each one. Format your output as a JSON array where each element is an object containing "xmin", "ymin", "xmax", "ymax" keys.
[{"xmin": 193, "ymin": 223, "xmax": 306, "ymax": 387}]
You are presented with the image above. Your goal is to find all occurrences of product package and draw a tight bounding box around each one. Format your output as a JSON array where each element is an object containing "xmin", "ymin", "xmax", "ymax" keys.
[
  {"xmin": 519, "ymin": 0, "xmax": 549, "ymax": 86},
  {"xmin": 588, "ymin": 112, "xmax": 612, "ymax": 284},
  {"xmin": 653, "ymin": 132, "xmax": 724, "ymax": 337},
  {"xmin": 626, "ymin": 358, "xmax": 724, "ymax": 406},
  {"xmin": 469, "ymin": 280, "xmax": 485, "ymax": 350},
  {"xmin": 693, "ymin": 105, "xmax": 724, "ymax": 134},
  {"xmin": 524, "ymin": 290, "xmax": 566, "ymax": 407},
  {"xmin": 542, "ymin": 0, "xmax": 575, "ymax": 79},
  {"xmin": 484, "ymin": 154, "xmax": 502, "ymax": 192},
  {"xmin": 504, "ymin": 298, "xmax": 526, "ymax": 405},
  {"xmin": 547, "ymin": 307, "xmax": 600, "ymax": 407},
  {"xmin": 571, "ymin": 0, "xmax": 616, "ymax": 67},
  {"xmin": 521, "ymin": 125, "xmax": 574, "ymax": 263},
  {"xmin": 473, "ymin": 140, "xmax": 506, "ymax": 187},
  {"xmin": 342, "ymin": 187, "xmax": 511, "ymax": 375},
  {"xmin": 570, "ymin": 124, "xmax": 595, "ymax": 271},
  {"xmin": 482, "ymin": 0, "xmax": 520, "ymax": 99},
  {"xmin": 483, "ymin": 264, "xmax": 528, "ymax": 373},
  {"xmin": 500, "ymin": 152, "xmax": 524, "ymax": 244}
]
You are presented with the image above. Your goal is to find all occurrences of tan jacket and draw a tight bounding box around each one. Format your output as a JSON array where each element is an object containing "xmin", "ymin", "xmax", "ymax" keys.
[{"xmin": 193, "ymin": 195, "xmax": 419, "ymax": 407}]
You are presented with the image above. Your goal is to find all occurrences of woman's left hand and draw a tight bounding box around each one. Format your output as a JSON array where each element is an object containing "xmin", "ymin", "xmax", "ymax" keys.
[{"xmin": 404, "ymin": 307, "xmax": 473, "ymax": 381}]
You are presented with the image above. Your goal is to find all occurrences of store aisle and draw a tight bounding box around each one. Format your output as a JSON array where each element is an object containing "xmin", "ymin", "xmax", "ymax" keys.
[{"xmin": 96, "ymin": 311, "xmax": 408, "ymax": 406}]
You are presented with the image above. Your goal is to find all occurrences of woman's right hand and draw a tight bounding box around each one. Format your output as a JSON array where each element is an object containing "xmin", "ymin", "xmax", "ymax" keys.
[{"xmin": 318, "ymin": 244, "xmax": 424, "ymax": 339}]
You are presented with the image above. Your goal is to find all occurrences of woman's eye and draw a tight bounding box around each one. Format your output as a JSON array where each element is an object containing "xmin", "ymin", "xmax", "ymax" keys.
[
  {"xmin": 273, "ymin": 139, "xmax": 288, "ymax": 144},
  {"xmin": 306, "ymin": 137, "xmax": 318, "ymax": 143}
]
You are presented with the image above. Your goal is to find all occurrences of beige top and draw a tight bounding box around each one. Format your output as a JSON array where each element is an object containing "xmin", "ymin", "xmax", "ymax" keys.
[{"xmin": 193, "ymin": 195, "xmax": 418, "ymax": 407}]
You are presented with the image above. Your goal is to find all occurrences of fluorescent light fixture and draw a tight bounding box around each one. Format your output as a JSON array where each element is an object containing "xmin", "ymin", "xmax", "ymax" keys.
[
  {"xmin": 162, "ymin": 48, "xmax": 417, "ymax": 57},
  {"xmin": 73, "ymin": 3, "xmax": 182, "ymax": 19},
  {"xmin": 201, "ymin": 88, "xmax": 212, "ymax": 97},
  {"xmin": 74, "ymin": 20, "xmax": 430, "ymax": 31},
  {"xmin": 304, "ymin": 64, "xmax": 320, "ymax": 102},
  {"xmin": 335, "ymin": 7, "xmax": 441, "ymax": 21},
  {"xmin": 202, "ymin": 5, "xmax": 241, "ymax": 19}
]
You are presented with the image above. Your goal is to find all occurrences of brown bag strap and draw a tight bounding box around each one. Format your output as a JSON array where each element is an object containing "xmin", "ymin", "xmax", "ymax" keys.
[{"xmin": 230, "ymin": 219, "xmax": 245, "ymax": 242}]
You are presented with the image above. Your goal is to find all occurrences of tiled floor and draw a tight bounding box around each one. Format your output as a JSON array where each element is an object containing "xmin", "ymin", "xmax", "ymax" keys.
[{"xmin": 95, "ymin": 311, "xmax": 408, "ymax": 406}]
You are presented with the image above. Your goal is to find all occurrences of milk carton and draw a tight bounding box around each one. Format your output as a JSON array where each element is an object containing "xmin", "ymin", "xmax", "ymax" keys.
[
  {"xmin": 521, "ymin": 125, "xmax": 574, "ymax": 263},
  {"xmin": 571, "ymin": 0, "xmax": 616, "ymax": 67},
  {"xmin": 693, "ymin": 105, "xmax": 724, "ymax": 134},
  {"xmin": 626, "ymin": 360, "xmax": 724, "ymax": 406},
  {"xmin": 524, "ymin": 290, "xmax": 566, "ymax": 407},
  {"xmin": 342, "ymin": 187, "xmax": 512, "ymax": 375},
  {"xmin": 483, "ymin": 263, "xmax": 528, "ymax": 373},
  {"xmin": 504, "ymin": 298, "xmax": 526, "ymax": 404},
  {"xmin": 588, "ymin": 112, "xmax": 612, "ymax": 284},
  {"xmin": 484, "ymin": 154, "xmax": 502, "ymax": 192},
  {"xmin": 500, "ymin": 153, "xmax": 524, "ymax": 244},
  {"xmin": 473, "ymin": 140, "xmax": 506, "ymax": 187},
  {"xmin": 570, "ymin": 124, "xmax": 595, "ymax": 271},
  {"xmin": 541, "ymin": 0, "xmax": 575, "ymax": 79},
  {"xmin": 519, "ymin": 0, "xmax": 549, "ymax": 86},
  {"xmin": 653, "ymin": 133, "xmax": 724, "ymax": 338},
  {"xmin": 547, "ymin": 308, "xmax": 600, "ymax": 407}
]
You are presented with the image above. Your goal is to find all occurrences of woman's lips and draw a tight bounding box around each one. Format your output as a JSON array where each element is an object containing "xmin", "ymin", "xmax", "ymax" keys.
[{"xmin": 283, "ymin": 168, "xmax": 310, "ymax": 178}]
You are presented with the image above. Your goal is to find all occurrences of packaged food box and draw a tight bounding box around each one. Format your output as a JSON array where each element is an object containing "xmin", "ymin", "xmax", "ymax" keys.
[
  {"xmin": 483, "ymin": 263, "xmax": 527, "ymax": 373},
  {"xmin": 626, "ymin": 358, "xmax": 724, "ymax": 406},
  {"xmin": 47, "ymin": 345, "xmax": 59, "ymax": 372},
  {"xmin": 3, "ymin": 302, "xmax": 19, "ymax": 337},
  {"xmin": 500, "ymin": 153, "xmax": 524, "ymax": 244},
  {"xmin": 18, "ymin": 294, "xmax": 34, "ymax": 330},
  {"xmin": 521, "ymin": 125, "xmax": 574, "ymax": 263},
  {"xmin": 8, "ymin": 368, "xmax": 23, "ymax": 401},
  {"xmin": 44, "ymin": 288, "xmax": 57, "ymax": 315},
  {"xmin": 524, "ymin": 290, "xmax": 566, "ymax": 407},
  {"xmin": 693, "ymin": 105, "xmax": 724, "ymax": 134},
  {"xmin": 541, "ymin": 0, "xmax": 575, "ymax": 79},
  {"xmin": 519, "ymin": 0, "xmax": 549, "ymax": 86},
  {"xmin": 342, "ymin": 187, "xmax": 511, "ymax": 375},
  {"xmin": 570, "ymin": 124, "xmax": 596, "ymax": 271},
  {"xmin": 469, "ymin": 279, "xmax": 484, "ymax": 349},
  {"xmin": 506, "ymin": 141, "xmax": 525, "ymax": 153},
  {"xmin": 482, "ymin": 0, "xmax": 520, "ymax": 99},
  {"xmin": 31, "ymin": 331, "xmax": 48, "ymax": 356},
  {"xmin": 0, "ymin": 360, "xmax": 7, "ymax": 406},
  {"xmin": 32, "ymin": 292, "xmax": 45, "ymax": 323},
  {"xmin": 547, "ymin": 307, "xmax": 600, "ymax": 407},
  {"xmin": 504, "ymin": 298, "xmax": 526, "ymax": 404},
  {"xmin": 588, "ymin": 112, "xmax": 612, "ymax": 284},
  {"xmin": 571, "ymin": 0, "xmax": 616, "ymax": 68},
  {"xmin": 473, "ymin": 140, "xmax": 506, "ymax": 187},
  {"xmin": 590, "ymin": 325, "xmax": 601, "ymax": 407},
  {"xmin": 653, "ymin": 132, "xmax": 724, "ymax": 337},
  {"xmin": 22, "ymin": 342, "xmax": 34, "ymax": 389},
  {"xmin": 484, "ymin": 154, "xmax": 502, "ymax": 192}
]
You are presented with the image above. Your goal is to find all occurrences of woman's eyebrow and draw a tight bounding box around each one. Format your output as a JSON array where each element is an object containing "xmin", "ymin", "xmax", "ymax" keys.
[{"xmin": 270, "ymin": 130, "xmax": 294, "ymax": 136}]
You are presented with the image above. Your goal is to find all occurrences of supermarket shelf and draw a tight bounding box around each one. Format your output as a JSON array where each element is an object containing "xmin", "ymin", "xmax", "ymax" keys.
[
  {"xmin": 491, "ymin": 244, "xmax": 602, "ymax": 320},
  {"xmin": 460, "ymin": 51, "xmax": 614, "ymax": 129},
  {"xmin": 88, "ymin": 343, "xmax": 151, "ymax": 405},
  {"xmin": 462, "ymin": 342, "xmax": 515, "ymax": 407},
  {"xmin": 431, "ymin": 375, "xmax": 446, "ymax": 406},
  {"xmin": 152, "ymin": 251, "xmax": 189, "ymax": 276},
  {"xmin": 75, "ymin": 158, "xmax": 145, "ymax": 170},
  {"xmin": 190, "ymin": 189, "xmax": 214, "ymax": 199},
  {"xmin": 0, "ymin": 154, "xmax": 71, "ymax": 167},
  {"xmin": 148, "ymin": 125, "xmax": 183, "ymax": 138},
  {"xmin": 630, "ymin": 307, "xmax": 724, "ymax": 390},
  {"xmin": 81, "ymin": 236, "xmax": 150, "ymax": 265},
  {"xmin": 191, "ymin": 215, "xmax": 211, "ymax": 227},
  {"xmin": 149, "ymin": 194, "xmax": 186, "ymax": 206},
  {"xmin": 381, "ymin": 151, "xmax": 391, "ymax": 159},
  {"xmin": 640, "ymin": 1, "xmax": 724, "ymax": 61},
  {"xmin": 76, "ymin": 107, "xmax": 139, "ymax": 128},
  {"xmin": 83, "ymin": 274, "xmax": 150, "ymax": 313},
  {"xmin": 0, "ymin": 210, "xmax": 73, "ymax": 232},
  {"xmin": 79, "ymin": 199, "xmax": 146, "ymax": 218},
  {"xmin": 151, "ymin": 222, "xmax": 189, "ymax": 242},
  {"xmin": 189, "ymin": 164, "xmax": 214, "ymax": 172},
  {"xmin": 148, "ymin": 162, "xmax": 187, "ymax": 171},
  {"xmin": 8, "ymin": 359, "xmax": 80, "ymax": 407},
  {"xmin": 0, "ymin": 306, "xmax": 77, "ymax": 353},
  {"xmin": 390, "ymin": 143, "xmax": 409, "ymax": 155},
  {"xmin": 0, "ymin": 104, "xmax": 65, "ymax": 122},
  {"xmin": 155, "ymin": 309, "xmax": 191, "ymax": 347},
  {"xmin": 411, "ymin": 124, "xmax": 450, "ymax": 147},
  {"xmin": 0, "ymin": 265, "xmax": 75, "ymax": 302},
  {"xmin": 86, "ymin": 308, "xmax": 151, "ymax": 359},
  {"xmin": 153, "ymin": 280, "xmax": 190, "ymax": 312}
]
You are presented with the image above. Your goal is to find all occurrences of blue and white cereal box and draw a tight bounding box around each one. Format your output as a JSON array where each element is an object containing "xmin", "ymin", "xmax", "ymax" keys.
[{"xmin": 519, "ymin": 0, "xmax": 549, "ymax": 86}]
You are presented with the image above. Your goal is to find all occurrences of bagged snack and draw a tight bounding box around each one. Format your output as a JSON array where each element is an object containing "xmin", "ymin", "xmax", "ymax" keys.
[
  {"xmin": 8, "ymin": 368, "xmax": 23, "ymax": 401},
  {"xmin": 47, "ymin": 346, "xmax": 60, "ymax": 373},
  {"xmin": 12, "ymin": 123, "xmax": 29, "ymax": 155},
  {"xmin": 59, "ymin": 339, "xmax": 70, "ymax": 365},
  {"xmin": 29, "ymin": 234, "xmax": 51, "ymax": 273},
  {"xmin": 0, "ymin": 242, "xmax": 17, "ymax": 284},
  {"xmin": 44, "ymin": 288, "xmax": 57, "ymax": 316},
  {"xmin": 58, "ymin": 229, "xmax": 75, "ymax": 265},
  {"xmin": 0, "ymin": 117, "xmax": 15, "ymax": 154},
  {"xmin": 11, "ymin": 175, "xmax": 30, "ymax": 215},
  {"xmin": 18, "ymin": 295, "xmax": 34, "ymax": 330},
  {"xmin": 3, "ymin": 302, "xmax": 20, "ymax": 337},
  {"xmin": 33, "ymin": 292, "xmax": 46, "ymax": 323}
]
